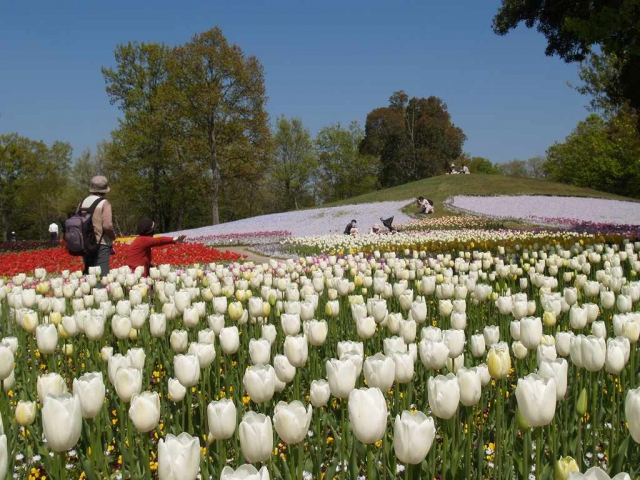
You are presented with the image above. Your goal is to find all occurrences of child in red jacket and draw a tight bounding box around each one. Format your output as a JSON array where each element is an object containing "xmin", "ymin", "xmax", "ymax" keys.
[{"xmin": 127, "ymin": 218, "xmax": 186, "ymax": 276}]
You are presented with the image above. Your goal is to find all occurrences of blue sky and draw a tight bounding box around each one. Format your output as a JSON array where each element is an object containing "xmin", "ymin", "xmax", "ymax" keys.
[{"xmin": 1, "ymin": 0, "xmax": 590, "ymax": 164}]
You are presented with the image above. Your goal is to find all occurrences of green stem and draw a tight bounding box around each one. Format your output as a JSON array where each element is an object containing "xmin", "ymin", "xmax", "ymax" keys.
[
  {"xmin": 341, "ymin": 401, "xmax": 346, "ymax": 480},
  {"xmin": 576, "ymin": 413, "xmax": 583, "ymax": 470},
  {"xmin": 465, "ymin": 407, "xmax": 472, "ymax": 479},
  {"xmin": 495, "ymin": 382, "xmax": 503, "ymax": 480},
  {"xmin": 535, "ymin": 428, "xmax": 542, "ymax": 480},
  {"xmin": 523, "ymin": 429, "xmax": 530, "ymax": 480}
]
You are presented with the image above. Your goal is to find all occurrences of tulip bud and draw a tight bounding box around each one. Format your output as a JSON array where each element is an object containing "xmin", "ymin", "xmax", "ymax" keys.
[
  {"xmin": 41, "ymin": 393, "xmax": 83, "ymax": 452},
  {"xmin": 158, "ymin": 433, "xmax": 200, "ymax": 480},
  {"xmin": 168, "ymin": 378, "xmax": 187, "ymax": 403},
  {"xmin": 207, "ymin": 399, "xmax": 237, "ymax": 440},
  {"xmin": 554, "ymin": 456, "xmax": 579, "ymax": 480},
  {"xmin": 626, "ymin": 387, "xmax": 640, "ymax": 444},
  {"xmin": 238, "ymin": 411, "xmax": 273, "ymax": 463},
  {"xmin": 15, "ymin": 400, "xmax": 36, "ymax": 426},
  {"xmin": 576, "ymin": 388, "xmax": 588, "ymax": 415},
  {"xmin": 310, "ymin": 379, "xmax": 331, "ymax": 408},
  {"xmin": 129, "ymin": 391, "xmax": 160, "ymax": 433}
]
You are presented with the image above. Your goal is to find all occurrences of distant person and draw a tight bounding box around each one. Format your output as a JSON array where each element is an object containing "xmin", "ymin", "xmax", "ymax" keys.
[
  {"xmin": 344, "ymin": 219, "xmax": 357, "ymax": 235},
  {"xmin": 416, "ymin": 197, "xmax": 434, "ymax": 215},
  {"xmin": 48, "ymin": 221, "xmax": 59, "ymax": 245},
  {"xmin": 127, "ymin": 218, "xmax": 186, "ymax": 276},
  {"xmin": 462, "ymin": 163, "xmax": 470, "ymax": 174},
  {"xmin": 370, "ymin": 224, "xmax": 382, "ymax": 234},
  {"xmin": 9, "ymin": 231, "xmax": 16, "ymax": 242},
  {"xmin": 78, "ymin": 176, "xmax": 116, "ymax": 276},
  {"xmin": 449, "ymin": 164, "xmax": 458, "ymax": 175}
]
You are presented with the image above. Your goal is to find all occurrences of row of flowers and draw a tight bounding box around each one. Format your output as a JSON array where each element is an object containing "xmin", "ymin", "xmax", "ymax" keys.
[
  {"xmin": 281, "ymin": 228, "xmax": 628, "ymax": 256},
  {"xmin": 0, "ymin": 244, "xmax": 243, "ymax": 277},
  {"xmin": 396, "ymin": 215, "xmax": 506, "ymax": 232},
  {"xmin": 0, "ymin": 238, "xmax": 639, "ymax": 478}
]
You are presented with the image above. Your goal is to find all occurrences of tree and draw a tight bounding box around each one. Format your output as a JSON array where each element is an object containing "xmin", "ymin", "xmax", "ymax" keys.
[
  {"xmin": 545, "ymin": 111, "xmax": 640, "ymax": 197},
  {"xmin": 270, "ymin": 116, "xmax": 317, "ymax": 211},
  {"xmin": 0, "ymin": 134, "xmax": 72, "ymax": 240},
  {"xmin": 574, "ymin": 52, "xmax": 626, "ymax": 117},
  {"xmin": 526, "ymin": 156, "xmax": 548, "ymax": 179},
  {"xmin": 167, "ymin": 27, "xmax": 271, "ymax": 225},
  {"xmin": 102, "ymin": 41, "xmax": 192, "ymax": 233},
  {"xmin": 467, "ymin": 156, "xmax": 500, "ymax": 174},
  {"xmin": 360, "ymin": 91, "xmax": 466, "ymax": 186},
  {"xmin": 499, "ymin": 159, "xmax": 529, "ymax": 178},
  {"xmin": 493, "ymin": 0, "xmax": 640, "ymax": 116},
  {"xmin": 315, "ymin": 122, "xmax": 380, "ymax": 203}
]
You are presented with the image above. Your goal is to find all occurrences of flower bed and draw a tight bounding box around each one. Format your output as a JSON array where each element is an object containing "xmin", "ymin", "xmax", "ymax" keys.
[
  {"xmin": 0, "ymin": 241, "xmax": 51, "ymax": 253},
  {"xmin": 186, "ymin": 230, "xmax": 292, "ymax": 247},
  {"xmin": 0, "ymin": 239, "xmax": 639, "ymax": 478},
  {"xmin": 449, "ymin": 195, "xmax": 640, "ymax": 226},
  {"xmin": 280, "ymin": 228, "xmax": 631, "ymax": 256},
  {"xmin": 0, "ymin": 243, "xmax": 243, "ymax": 276},
  {"xmin": 396, "ymin": 215, "xmax": 506, "ymax": 232}
]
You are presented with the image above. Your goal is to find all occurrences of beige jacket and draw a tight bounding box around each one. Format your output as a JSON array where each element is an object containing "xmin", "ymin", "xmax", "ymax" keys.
[{"xmin": 79, "ymin": 195, "xmax": 116, "ymax": 245}]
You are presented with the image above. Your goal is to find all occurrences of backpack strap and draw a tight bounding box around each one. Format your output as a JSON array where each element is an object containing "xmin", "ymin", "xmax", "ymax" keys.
[{"xmin": 77, "ymin": 197, "xmax": 105, "ymax": 215}]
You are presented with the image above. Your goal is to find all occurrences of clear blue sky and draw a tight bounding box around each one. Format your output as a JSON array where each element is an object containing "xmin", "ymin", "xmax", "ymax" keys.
[{"xmin": 1, "ymin": 0, "xmax": 590, "ymax": 164}]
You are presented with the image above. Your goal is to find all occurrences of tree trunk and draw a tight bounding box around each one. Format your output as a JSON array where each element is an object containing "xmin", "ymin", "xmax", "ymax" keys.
[{"xmin": 211, "ymin": 161, "xmax": 221, "ymax": 225}]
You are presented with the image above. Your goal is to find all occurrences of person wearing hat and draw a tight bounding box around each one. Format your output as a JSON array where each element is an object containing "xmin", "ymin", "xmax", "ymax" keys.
[
  {"xmin": 78, "ymin": 176, "xmax": 116, "ymax": 276},
  {"xmin": 126, "ymin": 218, "xmax": 186, "ymax": 277}
]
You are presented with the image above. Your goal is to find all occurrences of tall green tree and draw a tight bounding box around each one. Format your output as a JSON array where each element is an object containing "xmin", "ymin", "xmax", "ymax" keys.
[
  {"xmin": 545, "ymin": 111, "xmax": 640, "ymax": 197},
  {"xmin": 167, "ymin": 27, "xmax": 271, "ymax": 225},
  {"xmin": 493, "ymin": 0, "xmax": 640, "ymax": 116},
  {"xmin": 102, "ymin": 41, "xmax": 192, "ymax": 233},
  {"xmin": 315, "ymin": 121, "xmax": 380, "ymax": 203},
  {"xmin": 270, "ymin": 116, "xmax": 317, "ymax": 211},
  {"xmin": 360, "ymin": 91, "xmax": 466, "ymax": 186},
  {"xmin": 0, "ymin": 134, "xmax": 72, "ymax": 240}
]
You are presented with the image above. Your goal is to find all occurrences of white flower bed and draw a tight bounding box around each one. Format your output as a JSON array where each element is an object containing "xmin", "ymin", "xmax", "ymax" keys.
[
  {"xmin": 449, "ymin": 195, "xmax": 640, "ymax": 225},
  {"xmin": 165, "ymin": 201, "xmax": 412, "ymax": 238}
]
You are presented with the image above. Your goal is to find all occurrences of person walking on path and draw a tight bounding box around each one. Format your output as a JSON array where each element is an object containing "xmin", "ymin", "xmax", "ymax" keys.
[
  {"xmin": 126, "ymin": 218, "xmax": 186, "ymax": 276},
  {"xmin": 79, "ymin": 176, "xmax": 116, "ymax": 276},
  {"xmin": 48, "ymin": 222, "xmax": 59, "ymax": 245}
]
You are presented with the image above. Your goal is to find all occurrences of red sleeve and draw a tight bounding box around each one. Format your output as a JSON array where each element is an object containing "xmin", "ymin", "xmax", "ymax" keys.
[{"xmin": 146, "ymin": 236, "xmax": 176, "ymax": 247}]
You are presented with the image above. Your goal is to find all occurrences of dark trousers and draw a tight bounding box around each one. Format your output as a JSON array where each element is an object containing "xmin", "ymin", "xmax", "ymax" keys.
[
  {"xmin": 50, "ymin": 232, "xmax": 58, "ymax": 244},
  {"xmin": 83, "ymin": 244, "xmax": 111, "ymax": 277}
]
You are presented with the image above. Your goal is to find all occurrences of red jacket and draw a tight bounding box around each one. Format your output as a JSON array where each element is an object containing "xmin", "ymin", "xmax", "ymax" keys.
[{"xmin": 127, "ymin": 236, "xmax": 175, "ymax": 276}]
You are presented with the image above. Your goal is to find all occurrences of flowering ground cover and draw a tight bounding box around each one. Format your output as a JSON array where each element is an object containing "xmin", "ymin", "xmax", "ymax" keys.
[
  {"xmin": 165, "ymin": 202, "xmax": 412, "ymax": 238},
  {"xmin": 449, "ymin": 195, "xmax": 640, "ymax": 226},
  {"xmin": 187, "ymin": 231, "xmax": 292, "ymax": 247},
  {"xmin": 0, "ymin": 244, "xmax": 243, "ymax": 277},
  {"xmin": 0, "ymin": 236, "xmax": 639, "ymax": 479}
]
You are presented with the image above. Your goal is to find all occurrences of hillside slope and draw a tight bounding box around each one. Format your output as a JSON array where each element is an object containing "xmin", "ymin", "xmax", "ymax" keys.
[{"xmin": 323, "ymin": 174, "xmax": 634, "ymax": 217}]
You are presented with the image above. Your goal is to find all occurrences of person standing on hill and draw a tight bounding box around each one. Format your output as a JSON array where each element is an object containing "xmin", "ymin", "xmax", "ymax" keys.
[
  {"xmin": 127, "ymin": 218, "xmax": 186, "ymax": 276},
  {"xmin": 79, "ymin": 176, "xmax": 116, "ymax": 276}
]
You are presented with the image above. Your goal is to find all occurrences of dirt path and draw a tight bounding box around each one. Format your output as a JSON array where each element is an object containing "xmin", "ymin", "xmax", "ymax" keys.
[{"xmin": 220, "ymin": 246, "xmax": 274, "ymax": 264}]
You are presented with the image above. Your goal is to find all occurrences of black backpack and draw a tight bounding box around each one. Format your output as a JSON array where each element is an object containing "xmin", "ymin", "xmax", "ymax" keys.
[{"xmin": 64, "ymin": 198, "xmax": 104, "ymax": 256}]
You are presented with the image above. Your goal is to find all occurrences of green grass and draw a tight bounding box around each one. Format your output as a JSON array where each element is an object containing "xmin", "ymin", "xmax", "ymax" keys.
[{"xmin": 323, "ymin": 174, "xmax": 635, "ymax": 218}]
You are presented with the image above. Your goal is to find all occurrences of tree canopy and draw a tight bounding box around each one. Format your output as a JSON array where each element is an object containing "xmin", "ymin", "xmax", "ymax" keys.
[
  {"xmin": 360, "ymin": 91, "xmax": 466, "ymax": 187},
  {"xmin": 493, "ymin": 0, "xmax": 640, "ymax": 115},
  {"xmin": 545, "ymin": 110, "xmax": 640, "ymax": 198}
]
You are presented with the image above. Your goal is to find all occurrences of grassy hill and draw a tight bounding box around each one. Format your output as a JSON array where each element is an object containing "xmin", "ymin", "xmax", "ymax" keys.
[{"xmin": 324, "ymin": 174, "xmax": 635, "ymax": 217}]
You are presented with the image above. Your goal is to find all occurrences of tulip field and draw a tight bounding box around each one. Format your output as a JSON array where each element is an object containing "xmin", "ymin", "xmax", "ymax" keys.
[{"xmin": 1, "ymin": 228, "xmax": 640, "ymax": 479}]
